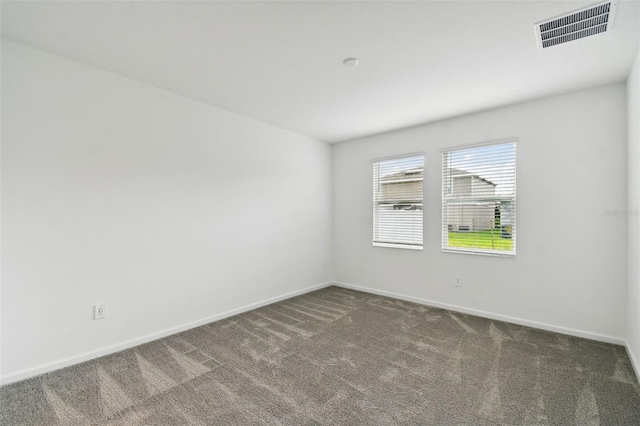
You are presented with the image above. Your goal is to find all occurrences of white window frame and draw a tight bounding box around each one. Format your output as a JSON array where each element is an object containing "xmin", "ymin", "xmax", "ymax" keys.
[
  {"xmin": 373, "ymin": 152, "xmax": 424, "ymax": 251},
  {"xmin": 441, "ymin": 139, "xmax": 517, "ymax": 258}
]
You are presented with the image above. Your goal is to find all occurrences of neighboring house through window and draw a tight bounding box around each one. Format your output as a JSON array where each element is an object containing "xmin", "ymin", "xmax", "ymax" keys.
[
  {"xmin": 373, "ymin": 154, "xmax": 424, "ymax": 249},
  {"xmin": 442, "ymin": 140, "xmax": 516, "ymax": 256}
]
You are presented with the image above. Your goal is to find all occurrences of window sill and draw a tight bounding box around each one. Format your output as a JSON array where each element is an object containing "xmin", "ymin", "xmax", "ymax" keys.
[
  {"xmin": 442, "ymin": 248, "xmax": 515, "ymax": 258},
  {"xmin": 374, "ymin": 242, "xmax": 423, "ymax": 251}
]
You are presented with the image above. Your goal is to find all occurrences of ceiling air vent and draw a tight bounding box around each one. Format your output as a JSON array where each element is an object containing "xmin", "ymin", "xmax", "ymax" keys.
[{"xmin": 535, "ymin": 0, "xmax": 618, "ymax": 49}]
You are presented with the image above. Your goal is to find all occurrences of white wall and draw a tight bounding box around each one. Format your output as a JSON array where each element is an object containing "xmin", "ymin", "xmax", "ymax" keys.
[
  {"xmin": 628, "ymin": 47, "xmax": 640, "ymax": 375},
  {"xmin": 333, "ymin": 84, "xmax": 628, "ymax": 342},
  {"xmin": 0, "ymin": 40, "xmax": 332, "ymax": 382}
]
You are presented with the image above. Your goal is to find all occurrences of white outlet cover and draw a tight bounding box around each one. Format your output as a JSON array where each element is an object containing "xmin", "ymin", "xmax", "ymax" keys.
[{"xmin": 94, "ymin": 304, "xmax": 106, "ymax": 320}]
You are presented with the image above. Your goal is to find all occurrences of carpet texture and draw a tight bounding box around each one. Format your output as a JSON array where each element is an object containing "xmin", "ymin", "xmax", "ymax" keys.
[{"xmin": 1, "ymin": 286, "xmax": 639, "ymax": 425}]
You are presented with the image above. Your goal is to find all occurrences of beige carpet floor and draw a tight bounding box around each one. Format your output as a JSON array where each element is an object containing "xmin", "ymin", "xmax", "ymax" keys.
[{"xmin": 1, "ymin": 286, "xmax": 639, "ymax": 425}]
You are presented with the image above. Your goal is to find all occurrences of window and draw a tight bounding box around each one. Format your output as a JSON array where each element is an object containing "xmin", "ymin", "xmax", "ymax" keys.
[
  {"xmin": 442, "ymin": 140, "xmax": 516, "ymax": 257},
  {"xmin": 373, "ymin": 153, "xmax": 424, "ymax": 250}
]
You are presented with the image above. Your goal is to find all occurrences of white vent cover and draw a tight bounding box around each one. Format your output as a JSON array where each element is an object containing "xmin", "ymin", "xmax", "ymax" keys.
[{"xmin": 535, "ymin": 1, "xmax": 618, "ymax": 49}]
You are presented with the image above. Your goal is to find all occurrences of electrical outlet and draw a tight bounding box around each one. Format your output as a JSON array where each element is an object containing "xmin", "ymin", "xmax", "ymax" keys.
[
  {"xmin": 94, "ymin": 304, "xmax": 106, "ymax": 320},
  {"xmin": 454, "ymin": 276, "xmax": 462, "ymax": 287},
  {"xmin": 322, "ymin": 261, "xmax": 327, "ymax": 270}
]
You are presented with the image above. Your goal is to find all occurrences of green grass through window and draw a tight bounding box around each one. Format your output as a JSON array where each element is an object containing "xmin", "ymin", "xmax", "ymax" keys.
[{"xmin": 447, "ymin": 230, "xmax": 513, "ymax": 251}]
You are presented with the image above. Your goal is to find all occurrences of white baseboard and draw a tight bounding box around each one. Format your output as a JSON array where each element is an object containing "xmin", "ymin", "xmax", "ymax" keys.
[
  {"xmin": 333, "ymin": 281, "xmax": 626, "ymax": 346},
  {"xmin": 4, "ymin": 281, "xmax": 634, "ymax": 386},
  {"xmin": 0, "ymin": 281, "xmax": 333, "ymax": 386},
  {"xmin": 624, "ymin": 342, "xmax": 640, "ymax": 382}
]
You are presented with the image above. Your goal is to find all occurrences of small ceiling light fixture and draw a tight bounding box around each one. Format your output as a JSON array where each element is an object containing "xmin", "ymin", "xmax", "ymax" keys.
[{"xmin": 343, "ymin": 57, "xmax": 359, "ymax": 67}]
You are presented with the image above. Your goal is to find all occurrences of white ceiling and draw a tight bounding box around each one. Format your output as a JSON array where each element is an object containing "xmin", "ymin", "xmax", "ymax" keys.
[{"xmin": 2, "ymin": 1, "xmax": 639, "ymax": 143}]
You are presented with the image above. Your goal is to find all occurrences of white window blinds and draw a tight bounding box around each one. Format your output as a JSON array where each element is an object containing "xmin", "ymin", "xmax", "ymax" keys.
[
  {"xmin": 373, "ymin": 154, "xmax": 424, "ymax": 249},
  {"xmin": 442, "ymin": 141, "xmax": 516, "ymax": 257}
]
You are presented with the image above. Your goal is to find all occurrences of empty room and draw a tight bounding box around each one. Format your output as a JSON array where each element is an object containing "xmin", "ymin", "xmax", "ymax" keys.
[{"xmin": 1, "ymin": 0, "xmax": 640, "ymax": 424}]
